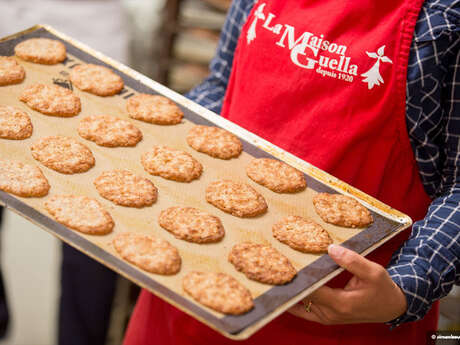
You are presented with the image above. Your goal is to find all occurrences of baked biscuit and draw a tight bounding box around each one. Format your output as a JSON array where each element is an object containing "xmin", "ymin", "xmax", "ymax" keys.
[
  {"xmin": 273, "ymin": 216, "xmax": 332, "ymax": 253},
  {"xmin": 141, "ymin": 145, "xmax": 202, "ymax": 182},
  {"xmin": 229, "ymin": 242, "xmax": 296, "ymax": 285},
  {"xmin": 78, "ymin": 114, "xmax": 142, "ymax": 147},
  {"xmin": 30, "ymin": 136, "xmax": 95, "ymax": 174},
  {"xmin": 127, "ymin": 94, "xmax": 183, "ymax": 125},
  {"xmin": 183, "ymin": 271, "xmax": 253, "ymax": 315},
  {"xmin": 70, "ymin": 64, "xmax": 124, "ymax": 96},
  {"xmin": 313, "ymin": 193, "xmax": 373, "ymax": 228},
  {"xmin": 45, "ymin": 195, "xmax": 114, "ymax": 235},
  {"xmin": 113, "ymin": 232, "xmax": 181, "ymax": 275},
  {"xmin": 20, "ymin": 84, "xmax": 81, "ymax": 117},
  {"xmin": 14, "ymin": 38, "xmax": 66, "ymax": 65},
  {"xmin": 158, "ymin": 206, "xmax": 224, "ymax": 243},
  {"xmin": 186, "ymin": 125, "xmax": 242, "ymax": 159},
  {"xmin": 205, "ymin": 180, "xmax": 267, "ymax": 217},
  {"xmin": 0, "ymin": 105, "xmax": 33, "ymax": 139},
  {"xmin": 0, "ymin": 57, "xmax": 25, "ymax": 86},
  {"xmin": 246, "ymin": 158, "xmax": 306, "ymax": 193},
  {"xmin": 0, "ymin": 160, "xmax": 50, "ymax": 197},
  {"xmin": 94, "ymin": 170, "xmax": 157, "ymax": 208}
]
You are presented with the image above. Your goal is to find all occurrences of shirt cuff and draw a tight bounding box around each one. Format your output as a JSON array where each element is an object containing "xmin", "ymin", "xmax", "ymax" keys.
[{"xmin": 386, "ymin": 264, "xmax": 433, "ymax": 327}]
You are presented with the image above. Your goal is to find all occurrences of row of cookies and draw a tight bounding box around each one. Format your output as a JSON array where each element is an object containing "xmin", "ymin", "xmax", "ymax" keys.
[
  {"xmin": 0, "ymin": 154, "xmax": 371, "ymax": 252},
  {"xmin": 2, "ymin": 38, "xmax": 183, "ymax": 124},
  {"xmin": 0, "ymin": 37, "xmax": 373, "ymax": 315}
]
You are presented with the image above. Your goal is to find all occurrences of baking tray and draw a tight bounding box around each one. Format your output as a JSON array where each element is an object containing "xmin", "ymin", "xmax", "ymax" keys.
[{"xmin": 0, "ymin": 25, "xmax": 412, "ymax": 340}]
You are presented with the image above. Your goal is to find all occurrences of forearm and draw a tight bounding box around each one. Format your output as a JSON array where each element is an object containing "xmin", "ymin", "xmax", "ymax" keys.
[{"xmin": 387, "ymin": 181, "xmax": 460, "ymax": 326}]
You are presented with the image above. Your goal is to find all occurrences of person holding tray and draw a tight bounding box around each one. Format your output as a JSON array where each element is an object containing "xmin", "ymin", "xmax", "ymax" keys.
[{"xmin": 123, "ymin": 0, "xmax": 459, "ymax": 344}]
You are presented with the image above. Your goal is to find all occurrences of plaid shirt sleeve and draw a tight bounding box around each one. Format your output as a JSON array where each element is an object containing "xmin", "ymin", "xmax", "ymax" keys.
[
  {"xmin": 186, "ymin": 0, "xmax": 460, "ymax": 326},
  {"xmin": 387, "ymin": 0, "xmax": 460, "ymax": 326},
  {"xmin": 185, "ymin": 0, "xmax": 256, "ymax": 113}
]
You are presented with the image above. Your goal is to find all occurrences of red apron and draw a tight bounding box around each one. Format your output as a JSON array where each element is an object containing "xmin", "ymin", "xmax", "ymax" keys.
[{"xmin": 124, "ymin": 0, "xmax": 439, "ymax": 344}]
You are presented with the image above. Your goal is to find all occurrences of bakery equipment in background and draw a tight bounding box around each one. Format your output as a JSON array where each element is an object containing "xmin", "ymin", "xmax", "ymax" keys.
[{"xmin": 122, "ymin": 0, "xmax": 226, "ymax": 92}]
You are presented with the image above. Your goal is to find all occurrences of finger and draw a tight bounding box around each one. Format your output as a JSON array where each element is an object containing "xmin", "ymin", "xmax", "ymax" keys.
[
  {"xmin": 310, "ymin": 302, "xmax": 332, "ymax": 324},
  {"xmin": 288, "ymin": 303, "xmax": 324, "ymax": 324},
  {"xmin": 308, "ymin": 285, "xmax": 345, "ymax": 306},
  {"xmin": 309, "ymin": 288, "xmax": 357, "ymax": 323},
  {"xmin": 328, "ymin": 244, "xmax": 381, "ymax": 279}
]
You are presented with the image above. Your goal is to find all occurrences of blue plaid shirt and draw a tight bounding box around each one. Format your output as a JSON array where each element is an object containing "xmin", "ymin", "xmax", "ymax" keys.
[{"xmin": 186, "ymin": 0, "xmax": 460, "ymax": 326}]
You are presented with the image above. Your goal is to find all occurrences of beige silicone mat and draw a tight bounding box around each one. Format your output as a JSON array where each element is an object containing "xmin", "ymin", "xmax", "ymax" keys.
[{"xmin": 0, "ymin": 25, "xmax": 412, "ymax": 340}]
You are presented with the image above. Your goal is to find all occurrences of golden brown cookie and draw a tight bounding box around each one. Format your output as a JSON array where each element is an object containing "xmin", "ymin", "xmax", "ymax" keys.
[
  {"xmin": 158, "ymin": 206, "xmax": 224, "ymax": 243},
  {"xmin": 113, "ymin": 232, "xmax": 181, "ymax": 275},
  {"xmin": 45, "ymin": 195, "xmax": 114, "ymax": 235},
  {"xmin": 94, "ymin": 170, "xmax": 157, "ymax": 208},
  {"xmin": 205, "ymin": 180, "xmax": 267, "ymax": 217},
  {"xmin": 30, "ymin": 136, "xmax": 95, "ymax": 174},
  {"xmin": 272, "ymin": 216, "xmax": 332, "ymax": 253},
  {"xmin": 141, "ymin": 145, "xmax": 202, "ymax": 182},
  {"xmin": 229, "ymin": 242, "xmax": 296, "ymax": 285},
  {"xmin": 246, "ymin": 158, "xmax": 306, "ymax": 193},
  {"xmin": 0, "ymin": 160, "xmax": 50, "ymax": 197},
  {"xmin": 70, "ymin": 64, "xmax": 124, "ymax": 96},
  {"xmin": 14, "ymin": 38, "xmax": 66, "ymax": 65},
  {"xmin": 127, "ymin": 94, "xmax": 183, "ymax": 125},
  {"xmin": 183, "ymin": 271, "xmax": 253, "ymax": 315},
  {"xmin": 20, "ymin": 83, "xmax": 81, "ymax": 117},
  {"xmin": 186, "ymin": 125, "xmax": 242, "ymax": 159},
  {"xmin": 0, "ymin": 105, "xmax": 33, "ymax": 139},
  {"xmin": 0, "ymin": 56, "xmax": 25, "ymax": 86},
  {"xmin": 313, "ymin": 193, "xmax": 373, "ymax": 228},
  {"xmin": 78, "ymin": 114, "xmax": 142, "ymax": 147}
]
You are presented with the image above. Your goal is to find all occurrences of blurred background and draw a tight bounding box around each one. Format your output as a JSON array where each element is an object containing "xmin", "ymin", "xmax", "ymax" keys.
[{"xmin": 0, "ymin": 1, "xmax": 458, "ymax": 344}]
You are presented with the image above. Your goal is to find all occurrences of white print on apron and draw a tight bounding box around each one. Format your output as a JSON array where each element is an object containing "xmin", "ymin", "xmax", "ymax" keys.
[{"xmin": 245, "ymin": 2, "xmax": 392, "ymax": 89}]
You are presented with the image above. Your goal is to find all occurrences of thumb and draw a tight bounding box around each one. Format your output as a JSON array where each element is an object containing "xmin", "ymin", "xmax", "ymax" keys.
[{"xmin": 328, "ymin": 244, "xmax": 380, "ymax": 279}]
